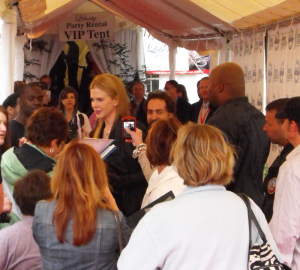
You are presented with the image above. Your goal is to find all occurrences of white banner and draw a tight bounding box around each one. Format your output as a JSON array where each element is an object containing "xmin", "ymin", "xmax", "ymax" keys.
[
  {"xmin": 267, "ymin": 24, "xmax": 300, "ymax": 103},
  {"xmin": 233, "ymin": 32, "xmax": 265, "ymax": 112},
  {"xmin": 143, "ymin": 33, "xmax": 210, "ymax": 74},
  {"xmin": 59, "ymin": 12, "xmax": 114, "ymax": 41}
]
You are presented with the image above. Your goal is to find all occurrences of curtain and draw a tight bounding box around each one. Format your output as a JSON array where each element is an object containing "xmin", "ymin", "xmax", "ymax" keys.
[
  {"xmin": 14, "ymin": 35, "xmax": 26, "ymax": 81},
  {"xmin": 87, "ymin": 29, "xmax": 140, "ymax": 80},
  {"xmin": 24, "ymin": 34, "xmax": 65, "ymax": 81}
]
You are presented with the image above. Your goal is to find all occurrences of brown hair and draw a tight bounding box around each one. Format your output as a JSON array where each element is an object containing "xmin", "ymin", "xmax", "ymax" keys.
[
  {"xmin": 0, "ymin": 105, "xmax": 11, "ymax": 152},
  {"xmin": 145, "ymin": 90, "xmax": 175, "ymax": 115},
  {"xmin": 197, "ymin": 77, "xmax": 209, "ymax": 87},
  {"xmin": 13, "ymin": 170, "xmax": 52, "ymax": 216},
  {"xmin": 266, "ymin": 98, "xmax": 289, "ymax": 124},
  {"xmin": 58, "ymin": 87, "xmax": 79, "ymax": 112},
  {"xmin": 26, "ymin": 107, "xmax": 69, "ymax": 147},
  {"xmin": 90, "ymin": 74, "xmax": 130, "ymax": 138},
  {"xmin": 51, "ymin": 141, "xmax": 109, "ymax": 246},
  {"xmin": 171, "ymin": 123, "xmax": 235, "ymax": 187},
  {"xmin": 146, "ymin": 117, "xmax": 182, "ymax": 166}
]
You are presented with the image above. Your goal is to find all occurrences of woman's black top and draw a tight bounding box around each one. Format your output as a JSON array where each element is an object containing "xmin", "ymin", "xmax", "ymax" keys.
[{"xmin": 91, "ymin": 117, "xmax": 148, "ymax": 217}]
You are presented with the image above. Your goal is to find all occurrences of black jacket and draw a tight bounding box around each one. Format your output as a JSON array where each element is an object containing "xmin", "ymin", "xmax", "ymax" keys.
[
  {"xmin": 131, "ymin": 98, "xmax": 148, "ymax": 129},
  {"xmin": 262, "ymin": 143, "xmax": 293, "ymax": 222},
  {"xmin": 190, "ymin": 100, "xmax": 215, "ymax": 123},
  {"xmin": 92, "ymin": 117, "xmax": 148, "ymax": 217},
  {"xmin": 176, "ymin": 97, "xmax": 192, "ymax": 124},
  {"xmin": 207, "ymin": 97, "xmax": 270, "ymax": 208}
]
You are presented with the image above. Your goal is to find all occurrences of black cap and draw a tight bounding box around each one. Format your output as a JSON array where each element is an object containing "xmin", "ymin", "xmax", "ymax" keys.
[{"xmin": 275, "ymin": 96, "xmax": 300, "ymax": 122}]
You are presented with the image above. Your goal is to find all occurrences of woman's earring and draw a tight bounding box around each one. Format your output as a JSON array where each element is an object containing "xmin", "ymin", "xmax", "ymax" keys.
[{"xmin": 50, "ymin": 148, "xmax": 54, "ymax": 153}]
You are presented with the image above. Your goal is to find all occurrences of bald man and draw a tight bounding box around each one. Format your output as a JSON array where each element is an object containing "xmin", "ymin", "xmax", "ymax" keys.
[{"xmin": 207, "ymin": 63, "xmax": 270, "ymax": 208}]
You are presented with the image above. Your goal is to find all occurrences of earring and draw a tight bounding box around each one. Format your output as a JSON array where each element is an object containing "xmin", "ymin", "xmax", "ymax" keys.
[{"xmin": 50, "ymin": 148, "xmax": 54, "ymax": 153}]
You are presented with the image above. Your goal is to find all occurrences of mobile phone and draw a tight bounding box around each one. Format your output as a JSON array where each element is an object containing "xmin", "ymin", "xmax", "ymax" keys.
[
  {"xmin": 46, "ymin": 90, "xmax": 51, "ymax": 99},
  {"xmin": 122, "ymin": 117, "xmax": 136, "ymax": 139}
]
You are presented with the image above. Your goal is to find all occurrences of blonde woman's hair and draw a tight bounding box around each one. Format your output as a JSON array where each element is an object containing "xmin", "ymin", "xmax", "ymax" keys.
[
  {"xmin": 171, "ymin": 123, "xmax": 235, "ymax": 187},
  {"xmin": 51, "ymin": 141, "xmax": 109, "ymax": 246},
  {"xmin": 90, "ymin": 73, "xmax": 130, "ymax": 138}
]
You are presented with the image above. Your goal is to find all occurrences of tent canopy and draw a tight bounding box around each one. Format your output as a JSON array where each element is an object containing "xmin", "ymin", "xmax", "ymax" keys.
[
  {"xmin": 13, "ymin": 0, "xmax": 300, "ymax": 44},
  {"xmin": 11, "ymin": 0, "xmax": 300, "ymax": 51}
]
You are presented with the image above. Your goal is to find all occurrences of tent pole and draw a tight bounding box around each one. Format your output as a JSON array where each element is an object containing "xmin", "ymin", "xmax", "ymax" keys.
[
  {"xmin": 0, "ymin": 9, "xmax": 17, "ymax": 103},
  {"xmin": 169, "ymin": 41, "xmax": 177, "ymax": 80}
]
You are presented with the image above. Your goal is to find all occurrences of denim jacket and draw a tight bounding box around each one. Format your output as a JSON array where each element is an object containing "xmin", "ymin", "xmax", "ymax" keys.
[{"xmin": 32, "ymin": 201, "xmax": 130, "ymax": 270}]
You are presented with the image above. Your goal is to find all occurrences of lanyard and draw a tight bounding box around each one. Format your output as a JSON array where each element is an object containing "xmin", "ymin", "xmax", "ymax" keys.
[{"xmin": 199, "ymin": 106, "xmax": 210, "ymax": 124}]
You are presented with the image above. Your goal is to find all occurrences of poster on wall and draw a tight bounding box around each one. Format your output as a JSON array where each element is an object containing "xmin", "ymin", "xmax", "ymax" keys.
[
  {"xmin": 59, "ymin": 12, "xmax": 114, "ymax": 41},
  {"xmin": 232, "ymin": 32, "xmax": 265, "ymax": 112},
  {"xmin": 267, "ymin": 25, "xmax": 300, "ymax": 103},
  {"xmin": 144, "ymin": 33, "xmax": 210, "ymax": 74}
]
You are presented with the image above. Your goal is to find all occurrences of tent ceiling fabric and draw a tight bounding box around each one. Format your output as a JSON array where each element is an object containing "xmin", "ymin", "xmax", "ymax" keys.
[
  {"xmin": 93, "ymin": 0, "xmax": 235, "ymax": 37},
  {"xmin": 190, "ymin": 0, "xmax": 286, "ymax": 24},
  {"xmin": 15, "ymin": 0, "xmax": 300, "ymax": 50}
]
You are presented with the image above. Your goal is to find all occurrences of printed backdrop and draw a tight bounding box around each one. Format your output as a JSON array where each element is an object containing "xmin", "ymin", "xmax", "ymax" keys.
[
  {"xmin": 266, "ymin": 24, "xmax": 300, "ymax": 165},
  {"xmin": 267, "ymin": 25, "xmax": 300, "ymax": 103},
  {"xmin": 232, "ymin": 32, "xmax": 265, "ymax": 112}
]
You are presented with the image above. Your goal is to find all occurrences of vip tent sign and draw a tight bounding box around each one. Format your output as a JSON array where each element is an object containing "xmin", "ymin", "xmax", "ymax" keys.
[{"xmin": 59, "ymin": 12, "xmax": 114, "ymax": 41}]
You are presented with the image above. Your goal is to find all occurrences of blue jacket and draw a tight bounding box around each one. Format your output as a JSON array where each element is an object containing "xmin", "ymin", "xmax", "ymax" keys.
[{"xmin": 32, "ymin": 201, "xmax": 130, "ymax": 270}]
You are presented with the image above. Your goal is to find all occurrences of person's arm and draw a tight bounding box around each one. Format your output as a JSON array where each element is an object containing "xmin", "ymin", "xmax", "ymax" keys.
[
  {"xmin": 269, "ymin": 170, "xmax": 300, "ymax": 266},
  {"xmin": 0, "ymin": 230, "xmax": 9, "ymax": 270},
  {"xmin": 125, "ymin": 127, "xmax": 155, "ymax": 181},
  {"xmin": 138, "ymin": 152, "xmax": 155, "ymax": 182},
  {"xmin": 2, "ymin": 194, "xmax": 12, "ymax": 214},
  {"xmin": 0, "ymin": 183, "xmax": 3, "ymax": 213},
  {"xmin": 118, "ymin": 219, "xmax": 161, "ymax": 270}
]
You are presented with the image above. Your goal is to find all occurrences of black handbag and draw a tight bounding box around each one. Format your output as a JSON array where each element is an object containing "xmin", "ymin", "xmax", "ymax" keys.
[{"xmin": 237, "ymin": 193, "xmax": 292, "ymax": 270}]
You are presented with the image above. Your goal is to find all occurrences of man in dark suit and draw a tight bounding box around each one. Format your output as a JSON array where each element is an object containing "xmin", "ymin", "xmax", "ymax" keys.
[
  {"xmin": 190, "ymin": 77, "xmax": 214, "ymax": 123},
  {"xmin": 130, "ymin": 82, "xmax": 148, "ymax": 128},
  {"xmin": 164, "ymin": 80, "xmax": 191, "ymax": 124}
]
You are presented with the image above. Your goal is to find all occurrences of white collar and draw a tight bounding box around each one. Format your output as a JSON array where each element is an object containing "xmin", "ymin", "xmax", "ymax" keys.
[
  {"xmin": 178, "ymin": 185, "xmax": 226, "ymax": 198},
  {"xmin": 286, "ymin": 143, "xmax": 300, "ymax": 161},
  {"xmin": 145, "ymin": 165, "xmax": 182, "ymax": 194}
]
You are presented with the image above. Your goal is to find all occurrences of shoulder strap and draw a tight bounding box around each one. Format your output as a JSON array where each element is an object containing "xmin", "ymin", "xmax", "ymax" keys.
[
  {"xmin": 111, "ymin": 209, "xmax": 124, "ymax": 252},
  {"xmin": 237, "ymin": 193, "xmax": 267, "ymax": 243},
  {"xmin": 237, "ymin": 193, "xmax": 252, "ymax": 251}
]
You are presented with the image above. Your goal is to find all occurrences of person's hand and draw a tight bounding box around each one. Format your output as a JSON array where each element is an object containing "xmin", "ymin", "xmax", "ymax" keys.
[
  {"xmin": 43, "ymin": 95, "xmax": 51, "ymax": 105},
  {"xmin": 19, "ymin": 137, "xmax": 27, "ymax": 147},
  {"xmin": 2, "ymin": 193, "xmax": 12, "ymax": 214},
  {"xmin": 125, "ymin": 127, "xmax": 143, "ymax": 146}
]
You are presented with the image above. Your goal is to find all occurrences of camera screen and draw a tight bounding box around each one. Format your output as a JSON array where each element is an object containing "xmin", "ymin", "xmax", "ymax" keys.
[{"xmin": 123, "ymin": 121, "xmax": 135, "ymax": 131}]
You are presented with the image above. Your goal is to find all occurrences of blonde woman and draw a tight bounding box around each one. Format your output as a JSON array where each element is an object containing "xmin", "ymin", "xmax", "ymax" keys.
[
  {"xmin": 90, "ymin": 73, "xmax": 147, "ymax": 217},
  {"xmin": 118, "ymin": 124, "xmax": 281, "ymax": 270},
  {"xmin": 32, "ymin": 142, "xmax": 129, "ymax": 270}
]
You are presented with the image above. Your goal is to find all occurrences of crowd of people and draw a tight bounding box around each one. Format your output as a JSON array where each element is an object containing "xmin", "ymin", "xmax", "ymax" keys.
[{"xmin": 0, "ymin": 62, "xmax": 299, "ymax": 269}]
